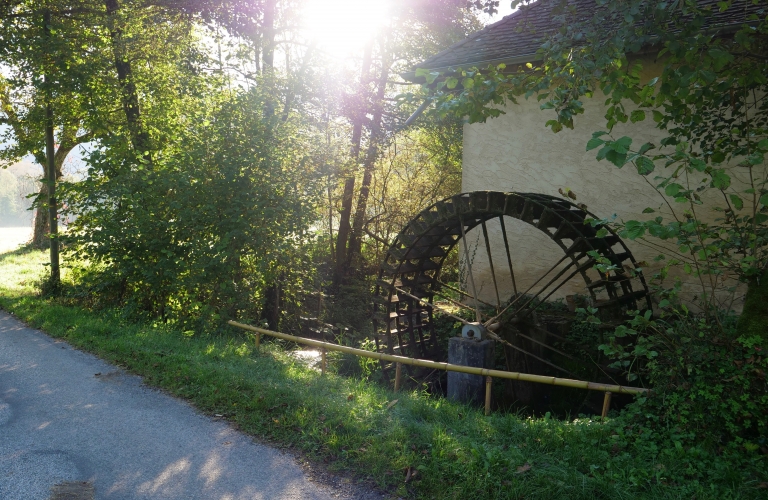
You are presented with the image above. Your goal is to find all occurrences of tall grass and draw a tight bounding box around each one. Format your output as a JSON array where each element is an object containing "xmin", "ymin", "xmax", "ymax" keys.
[{"xmin": 0, "ymin": 247, "xmax": 764, "ymax": 499}]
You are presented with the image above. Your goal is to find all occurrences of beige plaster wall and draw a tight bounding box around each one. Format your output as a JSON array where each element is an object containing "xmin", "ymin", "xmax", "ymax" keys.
[{"xmin": 459, "ymin": 74, "xmax": 744, "ymax": 310}]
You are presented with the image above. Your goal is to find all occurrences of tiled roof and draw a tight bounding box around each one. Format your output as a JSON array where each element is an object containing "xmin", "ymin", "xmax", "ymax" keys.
[{"xmin": 414, "ymin": 0, "xmax": 765, "ymax": 72}]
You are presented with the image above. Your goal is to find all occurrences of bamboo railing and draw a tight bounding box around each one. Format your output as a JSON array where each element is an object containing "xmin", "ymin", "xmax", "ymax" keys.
[{"xmin": 228, "ymin": 320, "xmax": 649, "ymax": 417}]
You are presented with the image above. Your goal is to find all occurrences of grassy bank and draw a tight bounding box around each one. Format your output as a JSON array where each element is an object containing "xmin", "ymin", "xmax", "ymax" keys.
[{"xmin": 0, "ymin": 247, "xmax": 765, "ymax": 499}]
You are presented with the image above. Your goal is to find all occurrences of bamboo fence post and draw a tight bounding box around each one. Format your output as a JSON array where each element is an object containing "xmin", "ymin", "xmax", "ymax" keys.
[
  {"xmin": 394, "ymin": 362, "xmax": 402, "ymax": 392},
  {"xmin": 485, "ymin": 376, "xmax": 492, "ymax": 416},
  {"xmin": 601, "ymin": 391, "xmax": 612, "ymax": 419},
  {"xmin": 254, "ymin": 332, "xmax": 261, "ymax": 349},
  {"xmin": 321, "ymin": 348, "xmax": 327, "ymax": 375}
]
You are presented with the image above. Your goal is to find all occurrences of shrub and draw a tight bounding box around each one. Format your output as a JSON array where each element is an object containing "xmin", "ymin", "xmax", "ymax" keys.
[{"xmin": 601, "ymin": 312, "xmax": 768, "ymax": 461}]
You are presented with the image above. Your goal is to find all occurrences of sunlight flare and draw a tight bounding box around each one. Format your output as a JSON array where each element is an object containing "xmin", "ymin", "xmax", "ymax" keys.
[{"xmin": 302, "ymin": 0, "xmax": 390, "ymax": 60}]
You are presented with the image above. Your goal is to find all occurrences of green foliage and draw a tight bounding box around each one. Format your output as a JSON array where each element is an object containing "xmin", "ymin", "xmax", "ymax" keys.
[
  {"xmin": 600, "ymin": 310, "xmax": 768, "ymax": 466},
  {"xmin": 0, "ymin": 1, "xmax": 107, "ymax": 169},
  {"xmin": 325, "ymin": 280, "xmax": 375, "ymax": 335},
  {"xmin": 0, "ymin": 0, "xmax": 481, "ymax": 340},
  {"xmin": 363, "ymin": 121, "xmax": 464, "ymax": 261},
  {"xmin": 62, "ymin": 87, "xmax": 321, "ymax": 327}
]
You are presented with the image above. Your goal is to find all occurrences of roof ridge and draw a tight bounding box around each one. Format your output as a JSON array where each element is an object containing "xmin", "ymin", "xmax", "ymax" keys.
[
  {"xmin": 412, "ymin": 0, "xmax": 763, "ymax": 73},
  {"xmin": 416, "ymin": 2, "xmax": 537, "ymax": 69}
]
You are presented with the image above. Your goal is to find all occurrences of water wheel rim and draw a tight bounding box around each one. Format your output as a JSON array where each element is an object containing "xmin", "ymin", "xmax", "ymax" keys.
[{"xmin": 373, "ymin": 191, "xmax": 651, "ymax": 365}]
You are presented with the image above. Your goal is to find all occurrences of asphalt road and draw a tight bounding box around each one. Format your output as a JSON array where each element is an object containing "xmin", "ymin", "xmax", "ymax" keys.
[{"xmin": 0, "ymin": 310, "xmax": 369, "ymax": 500}]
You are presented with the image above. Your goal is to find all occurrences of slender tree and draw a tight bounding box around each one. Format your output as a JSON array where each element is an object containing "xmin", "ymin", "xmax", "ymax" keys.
[
  {"xmin": 330, "ymin": 0, "xmax": 485, "ymax": 285},
  {"xmin": 0, "ymin": 1, "xmax": 105, "ymax": 249}
]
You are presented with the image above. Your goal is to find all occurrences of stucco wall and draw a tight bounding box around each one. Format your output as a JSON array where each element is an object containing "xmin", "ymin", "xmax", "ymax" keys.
[{"xmin": 459, "ymin": 76, "xmax": 743, "ymax": 310}]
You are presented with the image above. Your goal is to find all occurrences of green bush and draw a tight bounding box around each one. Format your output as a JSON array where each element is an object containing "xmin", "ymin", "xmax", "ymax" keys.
[
  {"xmin": 61, "ymin": 88, "xmax": 321, "ymax": 329},
  {"xmin": 601, "ymin": 312, "xmax": 768, "ymax": 469}
]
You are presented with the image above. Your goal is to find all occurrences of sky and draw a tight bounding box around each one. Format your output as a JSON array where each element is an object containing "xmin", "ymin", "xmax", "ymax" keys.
[
  {"xmin": 301, "ymin": 0, "xmax": 515, "ymax": 62},
  {"xmin": 488, "ymin": 2, "xmax": 517, "ymax": 23},
  {"xmin": 302, "ymin": 0, "xmax": 391, "ymax": 60}
]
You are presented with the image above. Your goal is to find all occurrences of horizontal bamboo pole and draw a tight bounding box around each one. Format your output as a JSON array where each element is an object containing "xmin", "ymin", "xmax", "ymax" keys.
[{"xmin": 228, "ymin": 320, "xmax": 649, "ymax": 395}]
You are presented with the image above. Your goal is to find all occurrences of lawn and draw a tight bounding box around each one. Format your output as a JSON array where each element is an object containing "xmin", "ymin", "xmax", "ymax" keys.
[{"xmin": 0, "ymin": 247, "xmax": 765, "ymax": 499}]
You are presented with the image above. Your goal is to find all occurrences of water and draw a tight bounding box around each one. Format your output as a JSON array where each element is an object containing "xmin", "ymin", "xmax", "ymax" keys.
[{"xmin": 288, "ymin": 349, "xmax": 323, "ymax": 370}]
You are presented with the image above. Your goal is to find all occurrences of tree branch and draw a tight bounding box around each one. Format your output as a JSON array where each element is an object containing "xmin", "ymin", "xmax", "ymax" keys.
[{"xmin": 363, "ymin": 228, "xmax": 390, "ymax": 247}]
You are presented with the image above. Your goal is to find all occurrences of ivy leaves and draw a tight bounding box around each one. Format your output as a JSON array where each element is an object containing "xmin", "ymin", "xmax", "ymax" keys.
[
  {"xmin": 590, "ymin": 134, "xmax": 632, "ymax": 168},
  {"xmin": 586, "ymin": 124, "xmax": 768, "ymax": 286},
  {"xmin": 587, "ymin": 133, "xmax": 660, "ymax": 177},
  {"xmin": 417, "ymin": 64, "xmax": 514, "ymax": 124}
]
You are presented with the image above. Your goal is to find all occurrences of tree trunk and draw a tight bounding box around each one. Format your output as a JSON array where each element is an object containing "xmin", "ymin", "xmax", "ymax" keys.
[
  {"xmin": 254, "ymin": 0, "xmax": 280, "ymax": 320},
  {"xmin": 347, "ymin": 50, "xmax": 391, "ymax": 271},
  {"xmin": 737, "ymin": 270, "xmax": 768, "ymax": 344},
  {"xmin": 45, "ymin": 98, "xmax": 60, "ymax": 286},
  {"xmin": 30, "ymin": 124, "xmax": 75, "ymax": 249},
  {"xmin": 259, "ymin": 0, "xmax": 277, "ymax": 118},
  {"xmin": 105, "ymin": 0, "xmax": 152, "ymax": 163},
  {"xmin": 30, "ymin": 162, "xmax": 65, "ymax": 250},
  {"xmin": 261, "ymin": 0, "xmax": 275, "ymax": 72},
  {"xmin": 281, "ymin": 44, "xmax": 314, "ymax": 122},
  {"xmin": 31, "ymin": 182, "xmax": 51, "ymax": 249},
  {"xmin": 261, "ymin": 283, "xmax": 280, "ymax": 330},
  {"xmin": 333, "ymin": 43, "xmax": 373, "ymax": 287}
]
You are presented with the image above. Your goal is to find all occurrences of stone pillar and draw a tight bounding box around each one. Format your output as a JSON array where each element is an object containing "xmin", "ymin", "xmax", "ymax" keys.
[{"xmin": 447, "ymin": 337, "xmax": 495, "ymax": 406}]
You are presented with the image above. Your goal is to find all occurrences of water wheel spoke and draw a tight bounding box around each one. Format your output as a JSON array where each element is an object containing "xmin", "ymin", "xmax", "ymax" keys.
[
  {"xmin": 504, "ymin": 342, "xmax": 580, "ymax": 378},
  {"xmin": 481, "ymin": 220, "xmax": 501, "ymax": 313},
  {"xmin": 514, "ymin": 263, "xmax": 584, "ymax": 320},
  {"xmin": 432, "ymin": 290, "xmax": 490, "ymax": 321},
  {"xmin": 498, "ymin": 215, "xmax": 518, "ymax": 296},
  {"xmin": 436, "ymin": 280, "xmax": 496, "ymax": 310},
  {"xmin": 513, "ymin": 330, "xmax": 581, "ymax": 363},
  {"xmin": 458, "ymin": 214, "xmax": 482, "ymax": 323},
  {"xmin": 528, "ymin": 325, "xmax": 580, "ymax": 346},
  {"xmin": 394, "ymin": 286, "xmax": 471, "ymax": 326},
  {"xmin": 484, "ymin": 252, "xmax": 572, "ymax": 327}
]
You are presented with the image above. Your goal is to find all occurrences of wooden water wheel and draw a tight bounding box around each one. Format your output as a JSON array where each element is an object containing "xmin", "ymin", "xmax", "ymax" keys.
[{"xmin": 372, "ymin": 191, "xmax": 651, "ymax": 383}]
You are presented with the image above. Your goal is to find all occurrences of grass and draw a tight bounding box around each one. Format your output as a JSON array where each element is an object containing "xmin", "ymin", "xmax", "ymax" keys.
[{"xmin": 0, "ymin": 247, "xmax": 765, "ymax": 499}]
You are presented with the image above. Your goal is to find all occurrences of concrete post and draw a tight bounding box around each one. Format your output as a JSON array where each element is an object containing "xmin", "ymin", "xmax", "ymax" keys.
[{"xmin": 447, "ymin": 337, "xmax": 494, "ymax": 406}]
